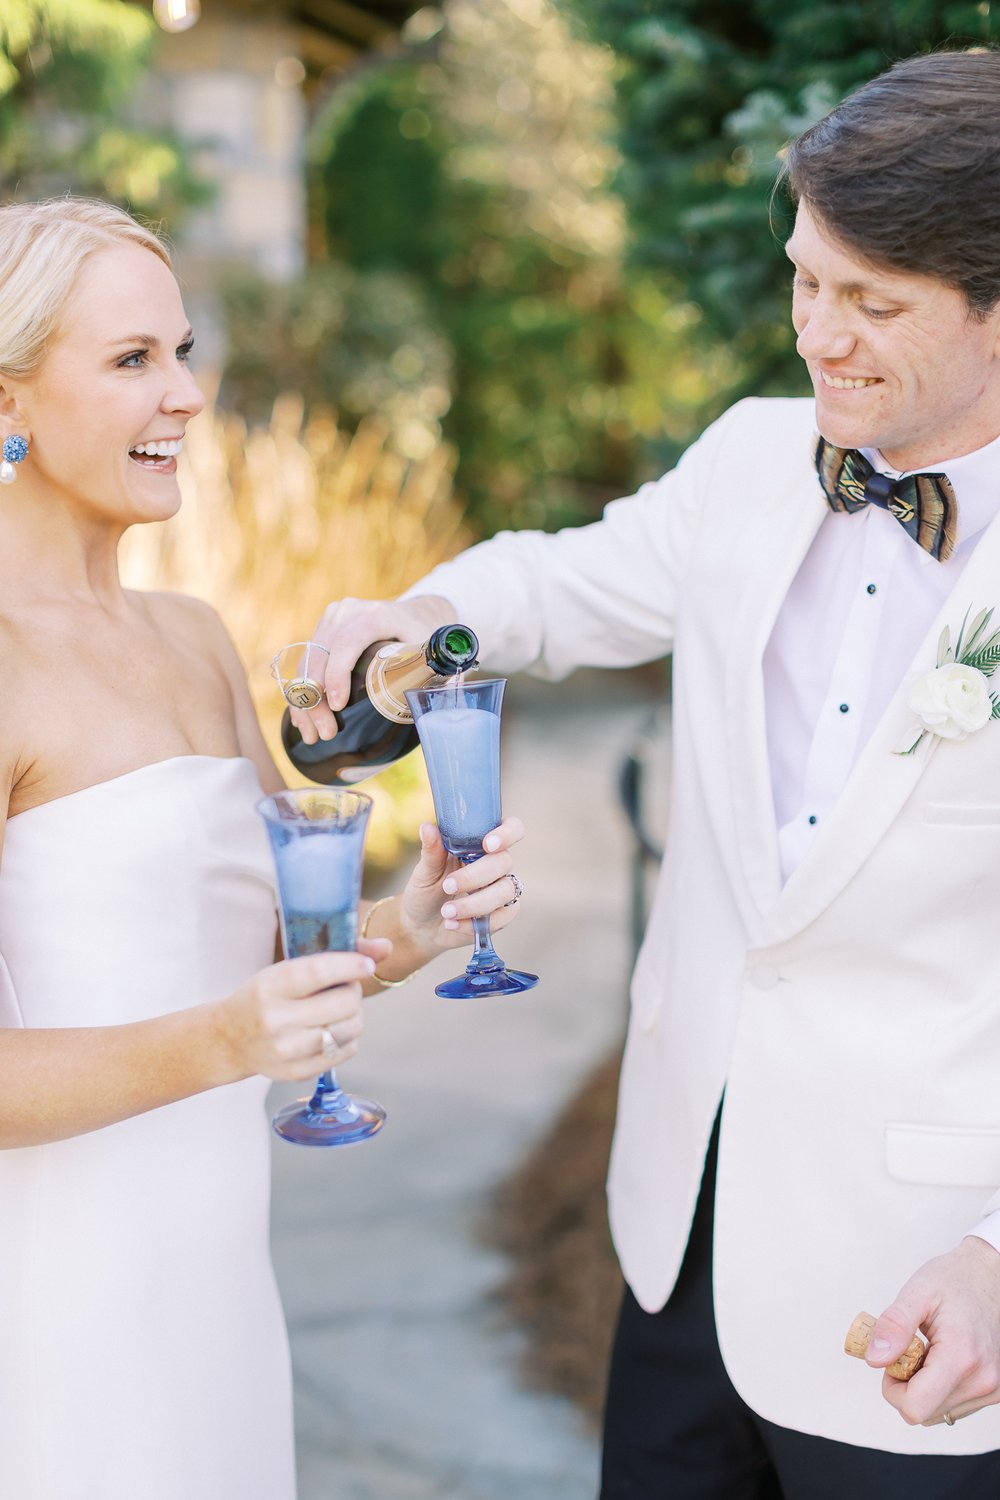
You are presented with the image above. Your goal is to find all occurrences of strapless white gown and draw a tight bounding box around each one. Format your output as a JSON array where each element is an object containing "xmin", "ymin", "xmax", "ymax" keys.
[{"xmin": 0, "ymin": 756, "xmax": 296, "ymax": 1500}]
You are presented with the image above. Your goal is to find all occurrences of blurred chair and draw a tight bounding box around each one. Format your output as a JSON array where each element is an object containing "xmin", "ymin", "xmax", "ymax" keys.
[{"xmin": 617, "ymin": 704, "xmax": 671, "ymax": 963}]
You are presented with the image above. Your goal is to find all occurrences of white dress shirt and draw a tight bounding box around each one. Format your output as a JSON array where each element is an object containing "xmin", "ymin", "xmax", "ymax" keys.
[{"xmin": 764, "ymin": 426, "xmax": 1000, "ymax": 1252}]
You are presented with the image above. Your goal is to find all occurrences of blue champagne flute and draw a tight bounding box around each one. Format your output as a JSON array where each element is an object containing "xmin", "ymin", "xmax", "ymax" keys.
[
  {"xmin": 256, "ymin": 789, "xmax": 386, "ymax": 1146},
  {"xmin": 406, "ymin": 677, "xmax": 538, "ymax": 998}
]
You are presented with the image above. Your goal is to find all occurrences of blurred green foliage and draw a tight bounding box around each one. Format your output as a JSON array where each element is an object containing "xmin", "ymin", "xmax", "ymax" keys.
[
  {"xmin": 311, "ymin": 60, "xmax": 625, "ymax": 531},
  {"xmin": 218, "ymin": 263, "xmax": 452, "ymax": 457},
  {"xmin": 569, "ymin": 0, "xmax": 1000, "ymax": 431},
  {"xmin": 218, "ymin": 0, "xmax": 745, "ymax": 530},
  {"xmin": 0, "ymin": 0, "xmax": 205, "ymax": 217},
  {"xmin": 8, "ymin": 0, "xmax": 995, "ymax": 538},
  {"xmin": 302, "ymin": 0, "xmax": 675, "ymax": 533}
]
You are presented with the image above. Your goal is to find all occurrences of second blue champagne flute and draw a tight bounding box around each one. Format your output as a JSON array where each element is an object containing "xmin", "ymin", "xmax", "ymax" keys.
[
  {"xmin": 406, "ymin": 677, "xmax": 538, "ymax": 997},
  {"xmin": 257, "ymin": 789, "xmax": 386, "ymax": 1145}
]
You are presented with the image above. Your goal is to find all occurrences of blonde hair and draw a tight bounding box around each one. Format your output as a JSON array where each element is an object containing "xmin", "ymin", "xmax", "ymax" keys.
[{"xmin": 0, "ymin": 197, "xmax": 172, "ymax": 379}]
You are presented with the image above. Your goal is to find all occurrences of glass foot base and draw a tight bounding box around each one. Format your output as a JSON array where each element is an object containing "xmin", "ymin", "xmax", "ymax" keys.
[
  {"xmin": 272, "ymin": 1094, "xmax": 386, "ymax": 1147},
  {"xmin": 434, "ymin": 967, "xmax": 538, "ymax": 999}
]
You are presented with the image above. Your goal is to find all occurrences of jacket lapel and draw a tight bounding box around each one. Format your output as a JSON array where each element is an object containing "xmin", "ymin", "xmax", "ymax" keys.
[
  {"xmin": 762, "ymin": 509, "xmax": 1000, "ymax": 946},
  {"xmin": 722, "ymin": 472, "xmax": 827, "ymax": 930}
]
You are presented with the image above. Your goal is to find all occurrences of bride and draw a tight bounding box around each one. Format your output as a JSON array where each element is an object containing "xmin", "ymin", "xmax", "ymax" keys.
[{"xmin": 0, "ymin": 198, "xmax": 524, "ymax": 1500}]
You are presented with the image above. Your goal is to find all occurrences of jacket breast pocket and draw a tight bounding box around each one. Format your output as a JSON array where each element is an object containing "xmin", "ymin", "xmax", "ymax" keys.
[
  {"xmin": 922, "ymin": 802, "xmax": 1000, "ymax": 826},
  {"xmin": 886, "ymin": 1122, "xmax": 1000, "ymax": 1187}
]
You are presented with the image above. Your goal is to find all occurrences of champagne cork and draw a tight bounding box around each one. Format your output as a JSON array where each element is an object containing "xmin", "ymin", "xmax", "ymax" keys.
[{"xmin": 844, "ymin": 1312, "xmax": 927, "ymax": 1380}]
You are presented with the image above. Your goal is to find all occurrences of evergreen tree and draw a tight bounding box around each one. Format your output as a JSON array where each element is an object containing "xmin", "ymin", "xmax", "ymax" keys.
[
  {"xmin": 311, "ymin": 0, "xmax": 641, "ymax": 531},
  {"xmin": 1, "ymin": 0, "xmax": 204, "ymax": 218},
  {"xmin": 570, "ymin": 0, "xmax": 1000, "ymax": 418}
]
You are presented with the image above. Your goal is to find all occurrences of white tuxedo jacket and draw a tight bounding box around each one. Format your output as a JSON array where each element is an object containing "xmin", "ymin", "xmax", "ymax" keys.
[{"xmin": 413, "ymin": 397, "xmax": 1000, "ymax": 1453}]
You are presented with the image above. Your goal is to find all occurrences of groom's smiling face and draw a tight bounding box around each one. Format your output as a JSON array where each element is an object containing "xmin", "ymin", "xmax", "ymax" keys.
[
  {"xmin": 788, "ymin": 199, "xmax": 1000, "ymax": 469},
  {"xmin": 13, "ymin": 241, "xmax": 205, "ymax": 526}
]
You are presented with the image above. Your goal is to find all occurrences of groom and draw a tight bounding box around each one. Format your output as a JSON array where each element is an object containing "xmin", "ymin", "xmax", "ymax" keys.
[{"xmin": 299, "ymin": 50, "xmax": 1000, "ymax": 1497}]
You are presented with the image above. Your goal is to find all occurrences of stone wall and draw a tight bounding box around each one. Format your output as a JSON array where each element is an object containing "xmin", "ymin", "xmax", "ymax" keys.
[{"xmin": 144, "ymin": 11, "xmax": 307, "ymax": 287}]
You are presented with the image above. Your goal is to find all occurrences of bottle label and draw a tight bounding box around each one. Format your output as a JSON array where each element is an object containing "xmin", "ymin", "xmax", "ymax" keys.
[{"xmin": 365, "ymin": 643, "xmax": 427, "ymax": 723}]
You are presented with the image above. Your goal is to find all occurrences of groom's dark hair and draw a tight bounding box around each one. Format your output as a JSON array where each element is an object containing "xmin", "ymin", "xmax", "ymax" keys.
[{"xmin": 784, "ymin": 48, "xmax": 1000, "ymax": 318}]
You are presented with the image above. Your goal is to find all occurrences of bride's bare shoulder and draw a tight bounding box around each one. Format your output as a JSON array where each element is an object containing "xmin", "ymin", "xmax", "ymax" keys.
[
  {"xmin": 129, "ymin": 589, "xmax": 233, "ymax": 656},
  {"xmin": 0, "ymin": 616, "xmax": 39, "ymax": 826},
  {"xmin": 131, "ymin": 587, "xmax": 223, "ymax": 629},
  {"xmin": 128, "ymin": 589, "xmax": 283, "ymax": 793},
  {"xmin": 130, "ymin": 589, "xmax": 252, "ymax": 704}
]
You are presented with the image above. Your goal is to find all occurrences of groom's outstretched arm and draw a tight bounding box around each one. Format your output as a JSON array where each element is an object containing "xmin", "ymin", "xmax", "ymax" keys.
[{"xmin": 296, "ymin": 398, "xmax": 749, "ymax": 744}]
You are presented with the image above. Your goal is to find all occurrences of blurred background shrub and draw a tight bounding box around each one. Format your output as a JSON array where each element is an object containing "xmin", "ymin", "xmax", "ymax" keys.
[
  {"xmin": 0, "ymin": 0, "xmax": 207, "ymax": 215},
  {"xmin": 572, "ymin": 0, "xmax": 1000, "ymax": 452},
  {"xmin": 218, "ymin": 264, "xmax": 452, "ymax": 464}
]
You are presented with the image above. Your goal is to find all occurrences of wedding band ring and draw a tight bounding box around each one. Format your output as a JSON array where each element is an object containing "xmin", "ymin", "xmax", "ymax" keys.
[
  {"xmin": 943, "ymin": 1411, "xmax": 956, "ymax": 1426},
  {"xmin": 502, "ymin": 872, "xmax": 524, "ymax": 909},
  {"xmin": 320, "ymin": 1026, "xmax": 337, "ymax": 1057}
]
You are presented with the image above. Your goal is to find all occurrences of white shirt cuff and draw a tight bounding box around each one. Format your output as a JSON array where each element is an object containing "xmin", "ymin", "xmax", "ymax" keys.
[{"xmin": 966, "ymin": 1210, "xmax": 1000, "ymax": 1255}]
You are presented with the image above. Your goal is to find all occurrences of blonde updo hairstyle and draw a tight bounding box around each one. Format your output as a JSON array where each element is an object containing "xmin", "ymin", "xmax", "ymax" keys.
[{"xmin": 0, "ymin": 197, "xmax": 171, "ymax": 382}]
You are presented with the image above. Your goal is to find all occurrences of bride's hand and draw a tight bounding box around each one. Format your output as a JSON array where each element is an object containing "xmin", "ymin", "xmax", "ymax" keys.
[
  {"xmin": 397, "ymin": 816, "xmax": 525, "ymax": 956},
  {"xmin": 212, "ymin": 947, "xmax": 388, "ymax": 1083}
]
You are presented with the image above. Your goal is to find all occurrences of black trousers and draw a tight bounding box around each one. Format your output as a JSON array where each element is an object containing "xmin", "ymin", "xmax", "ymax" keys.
[{"xmin": 600, "ymin": 1117, "xmax": 1000, "ymax": 1499}]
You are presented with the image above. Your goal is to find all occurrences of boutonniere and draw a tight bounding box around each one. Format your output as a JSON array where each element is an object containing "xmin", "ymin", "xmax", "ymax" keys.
[{"xmin": 898, "ymin": 606, "xmax": 1000, "ymax": 755}]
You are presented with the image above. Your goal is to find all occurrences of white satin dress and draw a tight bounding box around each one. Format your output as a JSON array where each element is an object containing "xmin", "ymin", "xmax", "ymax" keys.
[{"xmin": 0, "ymin": 756, "xmax": 296, "ymax": 1500}]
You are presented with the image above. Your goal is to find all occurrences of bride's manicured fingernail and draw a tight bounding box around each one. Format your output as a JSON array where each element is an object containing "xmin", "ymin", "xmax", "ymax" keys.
[
  {"xmin": 441, "ymin": 903, "xmax": 457, "ymax": 919},
  {"xmin": 442, "ymin": 877, "xmax": 458, "ymax": 894},
  {"xmin": 484, "ymin": 835, "xmax": 500, "ymax": 852},
  {"xmin": 443, "ymin": 919, "xmax": 459, "ymax": 930}
]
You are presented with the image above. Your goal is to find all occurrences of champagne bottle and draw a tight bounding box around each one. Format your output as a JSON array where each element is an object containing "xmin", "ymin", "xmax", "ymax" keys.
[{"xmin": 281, "ymin": 623, "xmax": 480, "ymax": 785}]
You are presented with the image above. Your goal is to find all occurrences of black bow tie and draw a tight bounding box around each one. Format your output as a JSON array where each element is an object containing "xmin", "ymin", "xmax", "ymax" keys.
[{"xmin": 815, "ymin": 437, "xmax": 958, "ymax": 562}]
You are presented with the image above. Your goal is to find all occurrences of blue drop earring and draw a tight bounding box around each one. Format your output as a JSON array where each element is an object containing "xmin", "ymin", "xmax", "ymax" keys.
[{"xmin": 1, "ymin": 434, "xmax": 28, "ymax": 485}]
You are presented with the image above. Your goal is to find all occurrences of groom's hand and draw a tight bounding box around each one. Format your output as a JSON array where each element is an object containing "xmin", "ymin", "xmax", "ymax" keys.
[
  {"xmin": 290, "ymin": 595, "xmax": 457, "ymax": 745},
  {"xmin": 866, "ymin": 1236, "xmax": 1000, "ymax": 1426}
]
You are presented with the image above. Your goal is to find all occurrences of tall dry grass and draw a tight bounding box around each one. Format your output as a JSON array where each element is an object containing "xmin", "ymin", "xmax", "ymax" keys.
[{"xmin": 119, "ymin": 397, "xmax": 472, "ymax": 867}]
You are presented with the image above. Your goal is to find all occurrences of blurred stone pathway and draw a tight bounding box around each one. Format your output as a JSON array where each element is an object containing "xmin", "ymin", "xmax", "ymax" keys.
[{"xmin": 268, "ymin": 669, "xmax": 660, "ymax": 1500}]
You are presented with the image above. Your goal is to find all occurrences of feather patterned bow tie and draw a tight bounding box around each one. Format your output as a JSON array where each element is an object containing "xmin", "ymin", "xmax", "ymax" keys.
[{"xmin": 815, "ymin": 437, "xmax": 958, "ymax": 562}]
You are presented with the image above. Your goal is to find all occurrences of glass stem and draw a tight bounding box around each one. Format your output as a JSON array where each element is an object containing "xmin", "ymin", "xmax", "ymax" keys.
[
  {"xmin": 467, "ymin": 914, "xmax": 503, "ymax": 973},
  {"xmin": 311, "ymin": 1070, "xmax": 343, "ymax": 1107}
]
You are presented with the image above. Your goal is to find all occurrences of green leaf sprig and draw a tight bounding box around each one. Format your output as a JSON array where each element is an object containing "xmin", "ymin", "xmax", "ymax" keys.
[{"xmin": 936, "ymin": 605, "xmax": 1000, "ymax": 721}]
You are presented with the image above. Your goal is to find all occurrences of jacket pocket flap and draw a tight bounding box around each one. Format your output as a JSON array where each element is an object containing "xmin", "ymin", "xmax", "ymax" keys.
[
  {"xmin": 886, "ymin": 1122, "xmax": 1000, "ymax": 1187},
  {"xmin": 923, "ymin": 801, "xmax": 1000, "ymax": 825}
]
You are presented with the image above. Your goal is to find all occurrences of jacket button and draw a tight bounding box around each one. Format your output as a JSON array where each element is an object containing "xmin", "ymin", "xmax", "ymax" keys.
[{"xmin": 749, "ymin": 964, "xmax": 780, "ymax": 990}]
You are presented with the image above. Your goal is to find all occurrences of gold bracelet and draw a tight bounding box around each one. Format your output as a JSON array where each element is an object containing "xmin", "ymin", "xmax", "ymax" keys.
[{"xmin": 359, "ymin": 896, "xmax": 413, "ymax": 988}]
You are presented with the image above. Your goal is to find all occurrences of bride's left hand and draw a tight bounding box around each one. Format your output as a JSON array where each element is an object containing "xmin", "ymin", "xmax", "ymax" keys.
[{"xmin": 399, "ymin": 817, "xmax": 525, "ymax": 956}]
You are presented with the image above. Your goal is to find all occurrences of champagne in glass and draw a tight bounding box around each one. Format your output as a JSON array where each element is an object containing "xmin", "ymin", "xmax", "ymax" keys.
[
  {"xmin": 257, "ymin": 789, "xmax": 386, "ymax": 1146},
  {"xmin": 406, "ymin": 678, "xmax": 537, "ymax": 998},
  {"xmin": 416, "ymin": 703, "xmax": 501, "ymax": 858}
]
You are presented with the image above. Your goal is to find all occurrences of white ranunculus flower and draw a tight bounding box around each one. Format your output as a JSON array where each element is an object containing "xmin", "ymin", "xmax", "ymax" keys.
[{"xmin": 905, "ymin": 662, "xmax": 994, "ymax": 740}]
